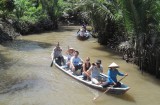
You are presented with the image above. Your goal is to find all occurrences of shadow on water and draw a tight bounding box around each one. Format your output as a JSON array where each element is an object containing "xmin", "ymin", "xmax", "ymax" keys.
[
  {"xmin": 1, "ymin": 39, "xmax": 54, "ymax": 51},
  {"xmin": 55, "ymin": 26, "xmax": 78, "ymax": 32},
  {"xmin": 0, "ymin": 39, "xmax": 54, "ymax": 70},
  {"xmin": 93, "ymin": 93, "xmax": 136, "ymax": 104},
  {"xmin": 139, "ymin": 72, "xmax": 160, "ymax": 87},
  {"xmin": 0, "ymin": 72, "xmax": 37, "ymax": 94},
  {"xmin": 0, "ymin": 39, "xmax": 55, "ymax": 95},
  {"xmin": 92, "ymin": 46, "xmax": 122, "ymax": 59},
  {"xmin": 108, "ymin": 93, "xmax": 136, "ymax": 102},
  {"xmin": 0, "ymin": 53, "xmax": 17, "ymax": 70},
  {"xmin": 0, "ymin": 54, "xmax": 36, "ymax": 95}
]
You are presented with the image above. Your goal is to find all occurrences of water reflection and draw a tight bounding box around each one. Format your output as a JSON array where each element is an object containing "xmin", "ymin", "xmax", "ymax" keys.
[
  {"xmin": 1, "ymin": 40, "xmax": 53, "ymax": 51},
  {"xmin": 0, "ymin": 50, "xmax": 18, "ymax": 70}
]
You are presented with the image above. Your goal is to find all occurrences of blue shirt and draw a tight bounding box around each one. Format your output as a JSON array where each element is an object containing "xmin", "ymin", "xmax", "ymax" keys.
[
  {"xmin": 107, "ymin": 69, "xmax": 124, "ymax": 83},
  {"xmin": 71, "ymin": 56, "xmax": 82, "ymax": 66}
]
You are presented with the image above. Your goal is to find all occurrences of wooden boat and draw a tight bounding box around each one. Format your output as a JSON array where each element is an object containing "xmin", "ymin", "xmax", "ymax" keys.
[
  {"xmin": 53, "ymin": 56, "xmax": 130, "ymax": 95},
  {"xmin": 76, "ymin": 30, "xmax": 90, "ymax": 40}
]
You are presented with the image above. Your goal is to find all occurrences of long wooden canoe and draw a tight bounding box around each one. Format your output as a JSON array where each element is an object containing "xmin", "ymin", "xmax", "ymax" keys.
[{"xmin": 53, "ymin": 57, "xmax": 130, "ymax": 95}]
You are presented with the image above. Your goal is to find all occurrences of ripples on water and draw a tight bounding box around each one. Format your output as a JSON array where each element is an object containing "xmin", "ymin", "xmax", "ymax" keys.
[{"xmin": 0, "ymin": 26, "xmax": 160, "ymax": 105}]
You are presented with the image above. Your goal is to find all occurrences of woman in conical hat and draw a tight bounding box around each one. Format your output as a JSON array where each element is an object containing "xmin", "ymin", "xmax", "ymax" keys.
[{"xmin": 101, "ymin": 62, "xmax": 128, "ymax": 88}]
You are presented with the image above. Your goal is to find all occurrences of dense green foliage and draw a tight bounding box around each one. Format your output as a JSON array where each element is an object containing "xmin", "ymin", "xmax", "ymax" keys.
[
  {"xmin": 74, "ymin": 0, "xmax": 160, "ymax": 78},
  {"xmin": 0, "ymin": 0, "xmax": 15, "ymax": 19},
  {"xmin": 0, "ymin": 0, "xmax": 65, "ymax": 35}
]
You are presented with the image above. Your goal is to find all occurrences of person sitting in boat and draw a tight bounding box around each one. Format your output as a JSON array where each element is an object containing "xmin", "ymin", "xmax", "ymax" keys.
[
  {"xmin": 82, "ymin": 57, "xmax": 91, "ymax": 80},
  {"xmin": 82, "ymin": 24, "xmax": 87, "ymax": 32},
  {"xmin": 87, "ymin": 60, "xmax": 104, "ymax": 85},
  {"xmin": 101, "ymin": 62, "xmax": 128, "ymax": 88},
  {"xmin": 70, "ymin": 51, "xmax": 83, "ymax": 75},
  {"xmin": 51, "ymin": 42, "xmax": 65, "ymax": 66},
  {"xmin": 66, "ymin": 47, "xmax": 75, "ymax": 68},
  {"xmin": 77, "ymin": 24, "xmax": 87, "ymax": 34},
  {"xmin": 79, "ymin": 28, "xmax": 85, "ymax": 37}
]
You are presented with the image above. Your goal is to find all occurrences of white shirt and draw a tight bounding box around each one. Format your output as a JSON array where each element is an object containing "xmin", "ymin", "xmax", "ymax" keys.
[
  {"xmin": 88, "ymin": 65, "xmax": 103, "ymax": 78},
  {"xmin": 51, "ymin": 47, "xmax": 62, "ymax": 60},
  {"xmin": 66, "ymin": 54, "xmax": 73, "ymax": 62}
]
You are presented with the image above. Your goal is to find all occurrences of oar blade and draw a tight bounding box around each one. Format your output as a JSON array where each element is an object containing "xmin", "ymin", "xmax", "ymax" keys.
[{"xmin": 50, "ymin": 61, "xmax": 53, "ymax": 67}]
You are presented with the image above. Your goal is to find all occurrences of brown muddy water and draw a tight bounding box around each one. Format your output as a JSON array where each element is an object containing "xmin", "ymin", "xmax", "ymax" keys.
[{"xmin": 0, "ymin": 26, "xmax": 160, "ymax": 105}]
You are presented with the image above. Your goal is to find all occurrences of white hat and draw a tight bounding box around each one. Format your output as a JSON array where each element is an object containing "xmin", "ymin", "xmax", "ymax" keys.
[
  {"xmin": 68, "ymin": 48, "xmax": 75, "ymax": 51},
  {"xmin": 108, "ymin": 62, "xmax": 119, "ymax": 68},
  {"xmin": 69, "ymin": 47, "xmax": 74, "ymax": 50}
]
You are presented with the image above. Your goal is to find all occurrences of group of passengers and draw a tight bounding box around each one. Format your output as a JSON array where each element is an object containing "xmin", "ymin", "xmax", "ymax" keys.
[
  {"xmin": 52, "ymin": 43, "xmax": 128, "ymax": 88},
  {"xmin": 77, "ymin": 24, "xmax": 89, "ymax": 37}
]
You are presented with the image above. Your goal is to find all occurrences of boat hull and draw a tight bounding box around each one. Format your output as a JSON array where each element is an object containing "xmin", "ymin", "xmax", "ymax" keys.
[
  {"xmin": 77, "ymin": 31, "xmax": 90, "ymax": 40},
  {"xmin": 53, "ymin": 57, "xmax": 130, "ymax": 95},
  {"xmin": 77, "ymin": 35, "xmax": 89, "ymax": 40}
]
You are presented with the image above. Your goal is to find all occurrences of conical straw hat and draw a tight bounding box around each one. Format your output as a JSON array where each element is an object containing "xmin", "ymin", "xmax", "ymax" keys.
[{"xmin": 108, "ymin": 62, "xmax": 119, "ymax": 68}]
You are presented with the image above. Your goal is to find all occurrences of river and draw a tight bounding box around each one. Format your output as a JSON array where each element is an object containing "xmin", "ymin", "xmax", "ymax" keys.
[{"xmin": 0, "ymin": 26, "xmax": 160, "ymax": 105}]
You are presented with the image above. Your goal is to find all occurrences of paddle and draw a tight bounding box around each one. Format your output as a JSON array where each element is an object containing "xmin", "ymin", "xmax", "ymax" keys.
[
  {"xmin": 50, "ymin": 61, "xmax": 53, "ymax": 67},
  {"xmin": 93, "ymin": 75, "xmax": 127, "ymax": 101},
  {"xmin": 50, "ymin": 52, "xmax": 54, "ymax": 67}
]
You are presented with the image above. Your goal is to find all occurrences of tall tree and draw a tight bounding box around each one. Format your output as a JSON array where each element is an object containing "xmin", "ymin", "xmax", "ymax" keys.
[
  {"xmin": 38, "ymin": 0, "xmax": 60, "ymax": 29},
  {"xmin": 115, "ymin": 0, "xmax": 160, "ymax": 77},
  {"xmin": 0, "ymin": 0, "xmax": 15, "ymax": 20}
]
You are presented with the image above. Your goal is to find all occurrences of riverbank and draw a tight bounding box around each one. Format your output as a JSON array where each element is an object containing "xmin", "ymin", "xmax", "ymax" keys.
[
  {"xmin": 0, "ymin": 18, "xmax": 58, "ymax": 43},
  {"xmin": 0, "ymin": 19, "xmax": 19, "ymax": 43}
]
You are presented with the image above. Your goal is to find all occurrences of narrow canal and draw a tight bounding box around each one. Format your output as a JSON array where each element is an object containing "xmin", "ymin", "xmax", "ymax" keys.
[{"xmin": 0, "ymin": 26, "xmax": 160, "ymax": 105}]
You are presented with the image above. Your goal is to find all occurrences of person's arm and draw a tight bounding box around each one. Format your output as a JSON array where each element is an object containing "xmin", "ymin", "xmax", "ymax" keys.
[
  {"xmin": 100, "ymin": 66, "xmax": 103, "ymax": 73},
  {"xmin": 70, "ymin": 57, "xmax": 74, "ymax": 66},
  {"xmin": 116, "ymin": 69, "xmax": 125, "ymax": 76},
  {"xmin": 86, "ymin": 65, "xmax": 93, "ymax": 77},
  {"xmin": 59, "ymin": 47, "xmax": 63, "ymax": 56},
  {"xmin": 80, "ymin": 57, "xmax": 83, "ymax": 64},
  {"xmin": 82, "ymin": 63, "xmax": 86, "ymax": 72}
]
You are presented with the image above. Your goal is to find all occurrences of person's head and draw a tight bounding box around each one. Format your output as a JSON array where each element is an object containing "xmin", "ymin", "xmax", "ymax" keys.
[
  {"xmin": 95, "ymin": 60, "xmax": 101, "ymax": 67},
  {"xmin": 74, "ymin": 51, "xmax": 79, "ymax": 57},
  {"xmin": 86, "ymin": 57, "xmax": 90, "ymax": 62},
  {"xmin": 82, "ymin": 24, "xmax": 86, "ymax": 27},
  {"xmin": 68, "ymin": 48, "xmax": 75, "ymax": 54},
  {"xmin": 56, "ymin": 46, "xmax": 61, "ymax": 50},
  {"xmin": 108, "ymin": 62, "xmax": 119, "ymax": 70},
  {"xmin": 55, "ymin": 42, "xmax": 60, "ymax": 49},
  {"xmin": 97, "ymin": 60, "xmax": 101, "ymax": 64}
]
